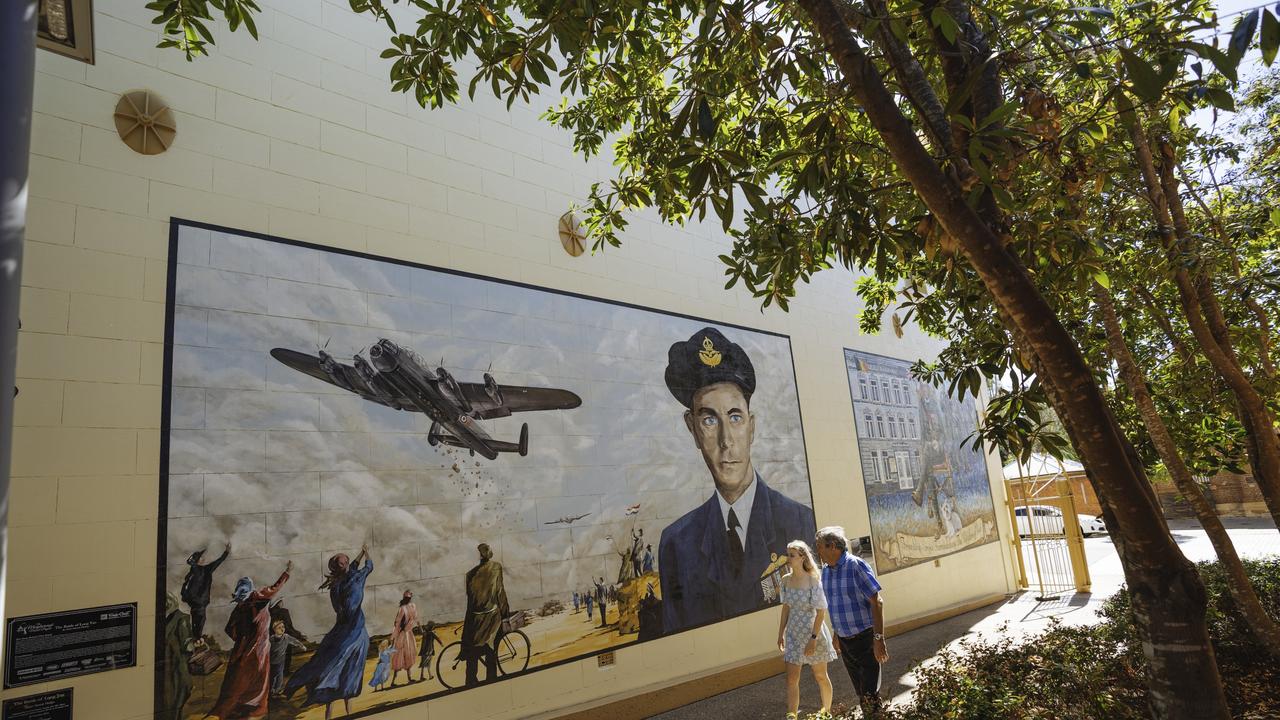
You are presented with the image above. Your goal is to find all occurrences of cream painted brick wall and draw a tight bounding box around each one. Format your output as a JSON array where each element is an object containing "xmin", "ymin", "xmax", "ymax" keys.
[
  {"xmin": 24, "ymin": 197, "xmax": 77, "ymax": 245},
  {"xmin": 11, "ymin": 0, "xmax": 1015, "ymax": 717},
  {"xmin": 212, "ymin": 158, "xmax": 321, "ymax": 213},
  {"xmin": 29, "ymin": 113, "xmax": 82, "ymax": 163},
  {"xmin": 62, "ymin": 383, "xmax": 163, "ymax": 428},
  {"xmin": 19, "ymin": 287, "xmax": 70, "ymax": 334},
  {"xmin": 14, "ymin": 380, "xmax": 65, "ymax": 427},
  {"xmin": 79, "ymin": 125, "xmax": 215, "ymax": 190},
  {"xmin": 216, "ymin": 89, "xmax": 322, "ymax": 148},
  {"xmin": 74, "ymin": 207, "xmax": 168, "ymax": 260},
  {"xmin": 67, "ymin": 295, "xmax": 167, "ymax": 342},
  {"xmin": 56, "ymin": 475, "xmax": 159, "ymax": 523},
  {"xmin": 17, "ymin": 333, "xmax": 141, "ymax": 384},
  {"xmin": 12, "ymin": 427, "xmax": 138, "ymax": 477}
]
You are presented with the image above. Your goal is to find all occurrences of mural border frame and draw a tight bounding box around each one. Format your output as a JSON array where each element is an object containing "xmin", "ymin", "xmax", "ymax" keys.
[
  {"xmin": 841, "ymin": 347, "xmax": 1001, "ymax": 576},
  {"xmin": 154, "ymin": 217, "xmax": 817, "ymax": 719}
]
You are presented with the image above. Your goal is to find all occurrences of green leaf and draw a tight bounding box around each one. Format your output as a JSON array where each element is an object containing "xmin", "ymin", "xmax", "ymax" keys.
[
  {"xmin": 1064, "ymin": 19, "xmax": 1102, "ymax": 36},
  {"xmin": 1204, "ymin": 87, "xmax": 1235, "ymax": 112},
  {"xmin": 1262, "ymin": 9, "xmax": 1279, "ymax": 66},
  {"xmin": 696, "ymin": 97, "xmax": 716, "ymax": 139},
  {"xmin": 977, "ymin": 98, "xmax": 1018, "ymax": 129},
  {"xmin": 766, "ymin": 149, "xmax": 807, "ymax": 171},
  {"xmin": 740, "ymin": 182, "xmax": 768, "ymax": 214},
  {"xmin": 242, "ymin": 8, "xmax": 258, "ymax": 39},
  {"xmin": 1093, "ymin": 270, "xmax": 1110, "ymax": 289},
  {"xmin": 1186, "ymin": 42, "xmax": 1237, "ymax": 83},
  {"xmin": 689, "ymin": 161, "xmax": 710, "ymax": 195},
  {"xmin": 192, "ymin": 18, "xmax": 215, "ymax": 45},
  {"xmin": 931, "ymin": 6, "xmax": 960, "ymax": 44},
  {"xmin": 528, "ymin": 59, "xmax": 550, "ymax": 85},
  {"xmin": 1118, "ymin": 47, "xmax": 1165, "ymax": 100},
  {"xmin": 1229, "ymin": 9, "xmax": 1259, "ymax": 60}
]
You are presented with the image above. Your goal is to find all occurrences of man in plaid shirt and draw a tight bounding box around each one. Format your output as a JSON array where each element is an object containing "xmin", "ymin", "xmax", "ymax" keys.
[{"xmin": 816, "ymin": 526, "xmax": 887, "ymax": 714}]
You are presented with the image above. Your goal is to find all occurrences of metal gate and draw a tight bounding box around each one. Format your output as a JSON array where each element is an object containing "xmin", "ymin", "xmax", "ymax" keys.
[{"xmin": 1005, "ymin": 466, "xmax": 1091, "ymax": 600}]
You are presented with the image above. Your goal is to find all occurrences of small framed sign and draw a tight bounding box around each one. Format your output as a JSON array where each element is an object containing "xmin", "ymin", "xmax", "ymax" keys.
[
  {"xmin": 2, "ymin": 688, "xmax": 73, "ymax": 720},
  {"xmin": 4, "ymin": 603, "xmax": 136, "ymax": 689}
]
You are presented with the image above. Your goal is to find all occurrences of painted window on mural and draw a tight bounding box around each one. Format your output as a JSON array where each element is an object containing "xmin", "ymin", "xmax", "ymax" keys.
[
  {"xmin": 843, "ymin": 349, "xmax": 998, "ymax": 574},
  {"xmin": 157, "ymin": 223, "xmax": 815, "ymax": 719}
]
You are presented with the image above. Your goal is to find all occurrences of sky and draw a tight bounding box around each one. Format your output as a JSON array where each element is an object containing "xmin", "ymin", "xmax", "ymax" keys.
[{"xmin": 1188, "ymin": 0, "xmax": 1272, "ymax": 134}]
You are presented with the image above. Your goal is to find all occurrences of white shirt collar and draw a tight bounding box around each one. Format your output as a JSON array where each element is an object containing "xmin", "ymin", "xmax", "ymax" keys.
[{"xmin": 715, "ymin": 472, "xmax": 758, "ymax": 546}]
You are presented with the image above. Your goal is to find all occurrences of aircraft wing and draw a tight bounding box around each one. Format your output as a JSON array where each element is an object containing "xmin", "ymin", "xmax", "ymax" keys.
[
  {"xmin": 458, "ymin": 384, "xmax": 582, "ymax": 419},
  {"xmin": 269, "ymin": 348, "xmax": 416, "ymax": 411},
  {"xmin": 271, "ymin": 348, "xmax": 341, "ymax": 386}
]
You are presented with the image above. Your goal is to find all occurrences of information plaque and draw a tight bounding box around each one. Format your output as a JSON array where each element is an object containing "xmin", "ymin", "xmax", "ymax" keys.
[
  {"xmin": 4, "ymin": 604, "xmax": 136, "ymax": 689},
  {"xmin": 2, "ymin": 689, "xmax": 72, "ymax": 720}
]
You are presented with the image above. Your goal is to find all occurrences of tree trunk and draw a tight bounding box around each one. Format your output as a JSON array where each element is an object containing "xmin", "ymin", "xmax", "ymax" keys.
[
  {"xmin": 1122, "ymin": 107, "xmax": 1280, "ymax": 532},
  {"xmin": 1131, "ymin": 284, "xmax": 1194, "ymax": 366},
  {"xmin": 793, "ymin": 3, "xmax": 1230, "ymax": 716},
  {"xmin": 1097, "ymin": 285, "xmax": 1280, "ymax": 657},
  {"xmin": 1176, "ymin": 163, "xmax": 1276, "ymax": 378}
]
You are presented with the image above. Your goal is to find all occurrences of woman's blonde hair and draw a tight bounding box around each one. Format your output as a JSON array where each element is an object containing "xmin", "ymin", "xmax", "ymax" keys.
[{"xmin": 786, "ymin": 540, "xmax": 819, "ymax": 576}]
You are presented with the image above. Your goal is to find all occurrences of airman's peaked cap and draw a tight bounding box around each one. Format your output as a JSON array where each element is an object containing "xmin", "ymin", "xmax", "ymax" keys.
[{"xmin": 664, "ymin": 326, "xmax": 756, "ymax": 408}]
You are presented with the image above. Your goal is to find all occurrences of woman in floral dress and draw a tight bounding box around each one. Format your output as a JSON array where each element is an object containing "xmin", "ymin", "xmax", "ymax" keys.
[{"xmin": 776, "ymin": 540, "xmax": 836, "ymax": 719}]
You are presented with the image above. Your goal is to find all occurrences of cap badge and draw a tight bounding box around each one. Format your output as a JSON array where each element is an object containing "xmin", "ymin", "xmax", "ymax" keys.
[{"xmin": 698, "ymin": 337, "xmax": 722, "ymax": 367}]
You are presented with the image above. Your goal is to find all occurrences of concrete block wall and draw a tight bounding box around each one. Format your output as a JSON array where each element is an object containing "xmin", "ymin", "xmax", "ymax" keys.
[{"xmin": 11, "ymin": 0, "xmax": 1019, "ymax": 716}]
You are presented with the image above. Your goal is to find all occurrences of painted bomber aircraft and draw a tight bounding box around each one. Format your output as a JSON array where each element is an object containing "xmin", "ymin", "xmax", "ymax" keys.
[{"xmin": 270, "ymin": 338, "xmax": 582, "ymax": 460}]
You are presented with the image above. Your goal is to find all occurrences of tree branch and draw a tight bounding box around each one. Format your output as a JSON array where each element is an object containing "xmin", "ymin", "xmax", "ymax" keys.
[{"xmin": 832, "ymin": 0, "xmax": 955, "ymax": 157}]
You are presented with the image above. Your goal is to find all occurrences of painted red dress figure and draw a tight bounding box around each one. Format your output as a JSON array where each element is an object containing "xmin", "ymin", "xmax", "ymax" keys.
[
  {"xmin": 208, "ymin": 562, "xmax": 291, "ymax": 719},
  {"xmin": 389, "ymin": 591, "xmax": 418, "ymax": 686}
]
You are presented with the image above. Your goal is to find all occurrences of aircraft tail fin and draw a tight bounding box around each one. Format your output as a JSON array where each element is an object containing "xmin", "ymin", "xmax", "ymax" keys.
[{"xmin": 486, "ymin": 423, "xmax": 529, "ymax": 457}]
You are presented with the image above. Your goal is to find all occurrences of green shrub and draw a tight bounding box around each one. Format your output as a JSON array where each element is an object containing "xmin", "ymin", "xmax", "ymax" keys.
[{"xmin": 829, "ymin": 557, "xmax": 1280, "ymax": 720}]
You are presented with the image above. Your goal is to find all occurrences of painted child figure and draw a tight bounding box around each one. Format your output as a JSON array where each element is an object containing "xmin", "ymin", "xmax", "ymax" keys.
[
  {"xmin": 417, "ymin": 621, "xmax": 440, "ymax": 681},
  {"xmin": 368, "ymin": 641, "xmax": 394, "ymax": 691},
  {"xmin": 269, "ymin": 620, "xmax": 307, "ymax": 696}
]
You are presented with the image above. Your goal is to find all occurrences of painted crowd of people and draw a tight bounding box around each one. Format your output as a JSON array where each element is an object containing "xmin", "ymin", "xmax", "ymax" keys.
[{"xmin": 163, "ymin": 543, "xmax": 460, "ymax": 720}]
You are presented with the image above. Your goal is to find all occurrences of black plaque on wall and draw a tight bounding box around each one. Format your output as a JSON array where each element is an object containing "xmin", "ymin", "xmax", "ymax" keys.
[
  {"xmin": 4, "ymin": 604, "xmax": 136, "ymax": 688},
  {"xmin": 2, "ymin": 688, "xmax": 72, "ymax": 720}
]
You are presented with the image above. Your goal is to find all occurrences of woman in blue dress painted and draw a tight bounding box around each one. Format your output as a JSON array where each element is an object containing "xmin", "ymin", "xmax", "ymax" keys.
[
  {"xmin": 777, "ymin": 540, "xmax": 836, "ymax": 719},
  {"xmin": 284, "ymin": 545, "xmax": 373, "ymax": 720}
]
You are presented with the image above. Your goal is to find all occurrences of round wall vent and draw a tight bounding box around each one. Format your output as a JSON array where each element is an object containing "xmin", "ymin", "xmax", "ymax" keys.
[
  {"xmin": 558, "ymin": 211, "xmax": 586, "ymax": 257},
  {"xmin": 114, "ymin": 90, "xmax": 176, "ymax": 155}
]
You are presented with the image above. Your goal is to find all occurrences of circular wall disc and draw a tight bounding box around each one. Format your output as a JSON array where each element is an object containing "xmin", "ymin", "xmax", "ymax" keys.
[
  {"xmin": 558, "ymin": 211, "xmax": 586, "ymax": 257},
  {"xmin": 114, "ymin": 90, "xmax": 176, "ymax": 155}
]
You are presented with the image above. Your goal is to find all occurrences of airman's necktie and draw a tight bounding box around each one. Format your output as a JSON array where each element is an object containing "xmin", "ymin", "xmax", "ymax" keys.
[{"xmin": 727, "ymin": 508, "xmax": 744, "ymax": 577}]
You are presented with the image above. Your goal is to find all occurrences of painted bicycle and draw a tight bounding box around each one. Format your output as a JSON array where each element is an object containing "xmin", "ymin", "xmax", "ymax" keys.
[{"xmin": 435, "ymin": 611, "xmax": 531, "ymax": 689}]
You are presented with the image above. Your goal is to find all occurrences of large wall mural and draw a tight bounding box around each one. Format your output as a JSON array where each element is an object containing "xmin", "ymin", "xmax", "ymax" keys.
[
  {"xmin": 157, "ymin": 222, "xmax": 815, "ymax": 719},
  {"xmin": 843, "ymin": 350, "xmax": 998, "ymax": 574}
]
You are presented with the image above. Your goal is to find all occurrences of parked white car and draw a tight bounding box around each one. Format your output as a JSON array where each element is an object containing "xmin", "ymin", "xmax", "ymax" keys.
[{"xmin": 1014, "ymin": 505, "xmax": 1107, "ymax": 537}]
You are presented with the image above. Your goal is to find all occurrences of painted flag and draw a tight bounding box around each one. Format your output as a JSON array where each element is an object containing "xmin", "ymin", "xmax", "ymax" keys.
[{"xmin": 625, "ymin": 503, "xmax": 640, "ymax": 515}]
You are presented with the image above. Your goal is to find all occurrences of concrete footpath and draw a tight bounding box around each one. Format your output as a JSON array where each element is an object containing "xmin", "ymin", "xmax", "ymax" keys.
[{"xmin": 649, "ymin": 517, "xmax": 1278, "ymax": 720}]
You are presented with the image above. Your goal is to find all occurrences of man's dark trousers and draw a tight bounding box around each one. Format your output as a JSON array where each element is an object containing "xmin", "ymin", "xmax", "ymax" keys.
[
  {"xmin": 464, "ymin": 641, "xmax": 498, "ymax": 685},
  {"xmin": 836, "ymin": 629, "xmax": 882, "ymax": 711},
  {"xmin": 190, "ymin": 605, "xmax": 208, "ymax": 641}
]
